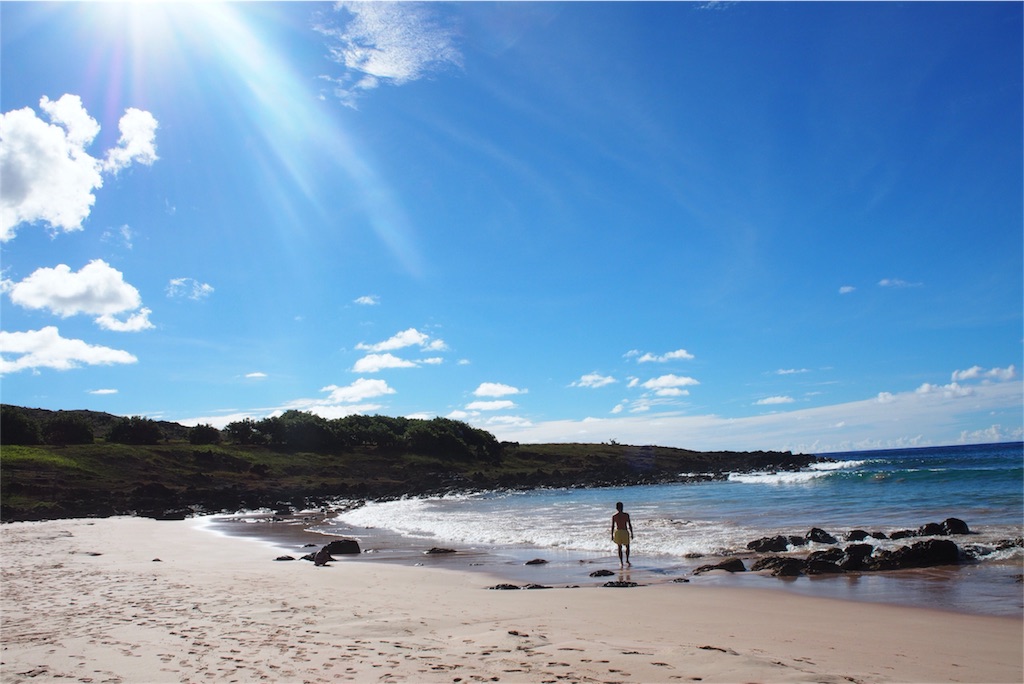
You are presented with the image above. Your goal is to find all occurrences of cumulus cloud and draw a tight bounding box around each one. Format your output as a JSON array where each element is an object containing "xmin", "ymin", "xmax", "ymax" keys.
[
  {"xmin": 4, "ymin": 259, "xmax": 153, "ymax": 331},
  {"xmin": 756, "ymin": 395, "xmax": 795, "ymax": 406},
  {"xmin": 352, "ymin": 352, "xmax": 418, "ymax": 373},
  {"xmin": 916, "ymin": 382, "xmax": 974, "ymax": 398},
  {"xmin": 319, "ymin": 377, "xmax": 396, "ymax": 404},
  {"xmin": 0, "ymin": 94, "xmax": 158, "ymax": 241},
  {"xmin": 640, "ymin": 374, "xmax": 699, "ymax": 396},
  {"xmin": 166, "ymin": 277, "xmax": 214, "ymax": 300},
  {"xmin": 627, "ymin": 348, "xmax": 695, "ymax": 363},
  {"xmin": 473, "ymin": 382, "xmax": 524, "ymax": 397},
  {"xmin": 354, "ymin": 294, "xmax": 380, "ymax": 305},
  {"xmin": 0, "ymin": 326, "xmax": 137, "ymax": 374},
  {"xmin": 952, "ymin": 365, "xmax": 1016, "ymax": 383},
  {"xmin": 357, "ymin": 327, "xmax": 446, "ymax": 352},
  {"xmin": 571, "ymin": 372, "xmax": 616, "ymax": 388},
  {"xmin": 466, "ymin": 400, "xmax": 516, "ymax": 411},
  {"xmin": 316, "ymin": 2, "xmax": 462, "ymax": 108}
]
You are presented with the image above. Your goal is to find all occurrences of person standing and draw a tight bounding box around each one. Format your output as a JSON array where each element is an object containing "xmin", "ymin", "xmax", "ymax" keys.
[{"xmin": 611, "ymin": 501, "xmax": 634, "ymax": 567}]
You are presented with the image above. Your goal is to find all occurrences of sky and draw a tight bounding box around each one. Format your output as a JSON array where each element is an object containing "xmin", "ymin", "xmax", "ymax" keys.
[{"xmin": 1, "ymin": 1, "xmax": 1021, "ymax": 454}]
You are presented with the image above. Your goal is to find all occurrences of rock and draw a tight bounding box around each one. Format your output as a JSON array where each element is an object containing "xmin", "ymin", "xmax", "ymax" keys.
[
  {"xmin": 889, "ymin": 529, "xmax": 918, "ymax": 540},
  {"xmin": 325, "ymin": 539, "xmax": 361, "ymax": 555},
  {"xmin": 673, "ymin": 577, "xmax": 690, "ymax": 583},
  {"xmin": 152, "ymin": 558, "xmax": 162, "ymax": 562},
  {"xmin": 603, "ymin": 580, "xmax": 639, "ymax": 587},
  {"xmin": 918, "ymin": 522, "xmax": 944, "ymax": 536},
  {"xmin": 751, "ymin": 556, "xmax": 803, "ymax": 577},
  {"xmin": 523, "ymin": 584, "xmax": 552, "ymax": 589},
  {"xmin": 995, "ymin": 537, "xmax": 1023, "ymax": 550},
  {"xmin": 525, "ymin": 558, "xmax": 548, "ymax": 565},
  {"xmin": 807, "ymin": 548, "xmax": 844, "ymax": 564},
  {"xmin": 424, "ymin": 547, "xmax": 456, "ymax": 555},
  {"xmin": 747, "ymin": 535, "xmax": 790, "ymax": 553},
  {"xmin": 805, "ymin": 528, "xmax": 837, "ymax": 545},
  {"xmin": 693, "ymin": 558, "xmax": 746, "ymax": 575},
  {"xmin": 863, "ymin": 539, "xmax": 961, "ymax": 571},
  {"xmin": 300, "ymin": 553, "xmax": 315, "ymax": 562},
  {"xmin": 839, "ymin": 543, "xmax": 875, "ymax": 571},
  {"xmin": 845, "ymin": 530, "xmax": 871, "ymax": 542},
  {"xmin": 788, "ymin": 535, "xmax": 808, "ymax": 547},
  {"xmin": 589, "ymin": 569, "xmax": 615, "ymax": 577},
  {"xmin": 488, "ymin": 584, "xmax": 521, "ymax": 590},
  {"xmin": 941, "ymin": 518, "xmax": 970, "ymax": 535},
  {"xmin": 870, "ymin": 531, "xmax": 888, "ymax": 540},
  {"xmin": 805, "ymin": 560, "xmax": 844, "ymax": 575},
  {"xmin": 274, "ymin": 555, "xmax": 296, "ymax": 561},
  {"xmin": 313, "ymin": 547, "xmax": 334, "ymax": 566}
]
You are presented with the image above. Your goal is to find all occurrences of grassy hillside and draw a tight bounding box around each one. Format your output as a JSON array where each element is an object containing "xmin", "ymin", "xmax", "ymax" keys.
[{"xmin": 1, "ymin": 407, "xmax": 820, "ymax": 522}]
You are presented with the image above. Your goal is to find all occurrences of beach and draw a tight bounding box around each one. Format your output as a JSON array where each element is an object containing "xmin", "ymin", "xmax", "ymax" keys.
[{"xmin": 2, "ymin": 516, "xmax": 1021, "ymax": 683}]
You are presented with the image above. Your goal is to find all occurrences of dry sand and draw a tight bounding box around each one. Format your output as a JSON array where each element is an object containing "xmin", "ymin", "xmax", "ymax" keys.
[{"xmin": 1, "ymin": 517, "xmax": 1020, "ymax": 683}]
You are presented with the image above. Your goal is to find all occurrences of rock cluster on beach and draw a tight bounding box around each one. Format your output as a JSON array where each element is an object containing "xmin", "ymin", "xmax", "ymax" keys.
[{"xmin": 693, "ymin": 518, "xmax": 1024, "ymax": 578}]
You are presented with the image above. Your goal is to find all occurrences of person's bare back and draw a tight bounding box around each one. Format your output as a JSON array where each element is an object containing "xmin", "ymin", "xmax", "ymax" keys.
[{"xmin": 610, "ymin": 502, "xmax": 634, "ymax": 566}]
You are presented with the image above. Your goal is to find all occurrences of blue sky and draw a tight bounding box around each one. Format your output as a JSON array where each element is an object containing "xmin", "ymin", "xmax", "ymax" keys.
[{"xmin": 1, "ymin": 1, "xmax": 1021, "ymax": 454}]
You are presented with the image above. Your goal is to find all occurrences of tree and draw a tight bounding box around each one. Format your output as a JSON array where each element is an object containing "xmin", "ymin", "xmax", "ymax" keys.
[
  {"xmin": 1, "ymin": 405, "xmax": 41, "ymax": 445},
  {"xmin": 224, "ymin": 418, "xmax": 261, "ymax": 445},
  {"xmin": 108, "ymin": 416, "xmax": 164, "ymax": 445},
  {"xmin": 43, "ymin": 414, "xmax": 94, "ymax": 445},
  {"xmin": 189, "ymin": 424, "xmax": 222, "ymax": 445}
]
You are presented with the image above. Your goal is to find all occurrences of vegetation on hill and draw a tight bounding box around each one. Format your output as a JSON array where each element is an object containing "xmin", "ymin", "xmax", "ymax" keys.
[{"xmin": 0, "ymin": 404, "xmax": 821, "ymax": 522}]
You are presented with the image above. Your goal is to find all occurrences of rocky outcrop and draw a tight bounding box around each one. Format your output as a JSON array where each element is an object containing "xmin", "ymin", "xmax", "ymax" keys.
[
  {"xmin": 324, "ymin": 539, "xmax": 361, "ymax": 555},
  {"xmin": 694, "ymin": 558, "xmax": 746, "ymax": 574},
  {"xmin": 862, "ymin": 539, "xmax": 961, "ymax": 571}
]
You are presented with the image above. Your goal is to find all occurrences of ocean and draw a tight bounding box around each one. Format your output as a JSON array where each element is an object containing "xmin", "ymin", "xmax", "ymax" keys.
[{"xmin": 218, "ymin": 442, "xmax": 1024, "ymax": 617}]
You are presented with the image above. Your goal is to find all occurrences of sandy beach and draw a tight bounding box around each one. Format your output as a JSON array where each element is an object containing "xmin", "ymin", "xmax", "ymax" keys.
[{"xmin": 1, "ymin": 517, "xmax": 1021, "ymax": 683}]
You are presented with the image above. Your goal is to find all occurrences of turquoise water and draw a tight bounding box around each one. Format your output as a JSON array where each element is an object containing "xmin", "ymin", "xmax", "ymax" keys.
[{"xmin": 314, "ymin": 442, "xmax": 1023, "ymax": 616}]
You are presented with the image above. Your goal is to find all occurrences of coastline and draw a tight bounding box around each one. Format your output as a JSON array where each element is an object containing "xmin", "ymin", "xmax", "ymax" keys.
[
  {"xmin": 3, "ymin": 516, "xmax": 1020, "ymax": 683},
  {"xmin": 208, "ymin": 509, "xmax": 1024, "ymax": 618}
]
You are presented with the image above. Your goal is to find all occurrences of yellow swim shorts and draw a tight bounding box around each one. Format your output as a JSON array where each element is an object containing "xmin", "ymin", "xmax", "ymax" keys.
[{"xmin": 613, "ymin": 529, "xmax": 630, "ymax": 545}]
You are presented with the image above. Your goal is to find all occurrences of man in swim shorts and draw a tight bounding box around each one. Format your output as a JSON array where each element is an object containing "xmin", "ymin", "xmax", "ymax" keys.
[{"xmin": 611, "ymin": 501, "xmax": 634, "ymax": 567}]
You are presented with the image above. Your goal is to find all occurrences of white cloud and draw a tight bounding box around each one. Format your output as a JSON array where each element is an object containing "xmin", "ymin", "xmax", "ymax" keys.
[
  {"xmin": 952, "ymin": 364, "xmax": 1016, "ymax": 383},
  {"xmin": 5, "ymin": 259, "xmax": 152, "ymax": 330},
  {"xmin": 878, "ymin": 278, "xmax": 922, "ymax": 288},
  {"xmin": 466, "ymin": 400, "xmax": 516, "ymax": 411},
  {"xmin": 354, "ymin": 295, "xmax": 380, "ymax": 306},
  {"xmin": 571, "ymin": 372, "xmax": 617, "ymax": 388},
  {"xmin": 482, "ymin": 379, "xmax": 1023, "ymax": 454},
  {"xmin": 839, "ymin": 285, "xmax": 856, "ymax": 294},
  {"xmin": 88, "ymin": 388, "xmax": 118, "ymax": 395},
  {"xmin": 776, "ymin": 368, "xmax": 809, "ymax": 375},
  {"xmin": 629, "ymin": 348, "xmax": 695, "ymax": 363},
  {"xmin": 166, "ymin": 277, "xmax": 214, "ymax": 300},
  {"xmin": 357, "ymin": 327, "xmax": 446, "ymax": 352},
  {"xmin": 96, "ymin": 307, "xmax": 154, "ymax": 332},
  {"xmin": 756, "ymin": 395, "xmax": 795, "ymax": 406},
  {"xmin": 102, "ymin": 107, "xmax": 159, "ymax": 173},
  {"xmin": 352, "ymin": 352, "xmax": 417, "ymax": 373},
  {"xmin": 916, "ymin": 381, "xmax": 974, "ymax": 398},
  {"xmin": 319, "ymin": 377, "xmax": 396, "ymax": 404},
  {"xmin": 102, "ymin": 224, "xmax": 134, "ymax": 249},
  {"xmin": 316, "ymin": 2, "xmax": 462, "ymax": 108},
  {"xmin": 473, "ymin": 382, "xmax": 524, "ymax": 397},
  {"xmin": 246, "ymin": 372, "xmax": 267, "ymax": 379},
  {"xmin": 421, "ymin": 357, "xmax": 443, "ymax": 365},
  {"xmin": 0, "ymin": 94, "xmax": 157, "ymax": 241},
  {"xmin": 641, "ymin": 374, "xmax": 699, "ymax": 396},
  {"xmin": 0, "ymin": 326, "xmax": 137, "ymax": 374}
]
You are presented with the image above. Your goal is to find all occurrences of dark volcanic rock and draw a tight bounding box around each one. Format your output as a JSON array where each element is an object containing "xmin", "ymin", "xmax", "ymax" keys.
[
  {"xmin": 325, "ymin": 539, "xmax": 361, "ymax": 555},
  {"xmin": 805, "ymin": 528, "xmax": 837, "ymax": 545},
  {"xmin": 890, "ymin": 529, "xmax": 918, "ymax": 540},
  {"xmin": 996, "ymin": 537, "xmax": 1023, "ymax": 550},
  {"xmin": 845, "ymin": 529, "xmax": 871, "ymax": 542},
  {"xmin": 863, "ymin": 539, "xmax": 961, "ymax": 571},
  {"xmin": 751, "ymin": 556, "xmax": 804, "ymax": 577},
  {"xmin": 804, "ymin": 560, "xmax": 844, "ymax": 575},
  {"xmin": 274, "ymin": 555, "xmax": 296, "ymax": 561},
  {"xmin": 489, "ymin": 584, "xmax": 521, "ymax": 590},
  {"xmin": 941, "ymin": 518, "xmax": 970, "ymax": 535},
  {"xmin": 424, "ymin": 547, "xmax": 456, "ymax": 555},
  {"xmin": 747, "ymin": 535, "xmax": 790, "ymax": 553},
  {"xmin": 603, "ymin": 580, "xmax": 639, "ymax": 587},
  {"xmin": 918, "ymin": 522, "xmax": 944, "ymax": 536},
  {"xmin": 589, "ymin": 569, "xmax": 615, "ymax": 577},
  {"xmin": 525, "ymin": 558, "xmax": 548, "ymax": 565},
  {"xmin": 840, "ymin": 543, "xmax": 875, "ymax": 571},
  {"xmin": 807, "ymin": 548, "xmax": 844, "ymax": 564},
  {"xmin": 694, "ymin": 558, "xmax": 746, "ymax": 575}
]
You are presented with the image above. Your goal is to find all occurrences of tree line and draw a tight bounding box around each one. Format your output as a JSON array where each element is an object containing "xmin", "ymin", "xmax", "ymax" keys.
[{"xmin": 1, "ymin": 405, "xmax": 502, "ymax": 460}]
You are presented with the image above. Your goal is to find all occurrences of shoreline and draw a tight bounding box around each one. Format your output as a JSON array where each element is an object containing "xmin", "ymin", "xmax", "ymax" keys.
[
  {"xmin": 207, "ymin": 510, "xmax": 1024, "ymax": 619},
  {"xmin": 2, "ymin": 516, "xmax": 1021, "ymax": 683}
]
